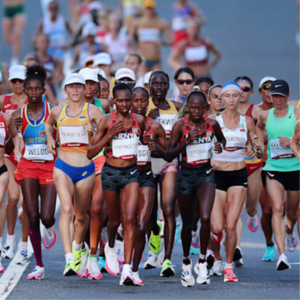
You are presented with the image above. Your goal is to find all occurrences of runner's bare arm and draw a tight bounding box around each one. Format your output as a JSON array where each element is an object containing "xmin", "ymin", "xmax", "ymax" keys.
[
  {"xmin": 252, "ymin": 105, "xmax": 262, "ymax": 124},
  {"xmin": 209, "ymin": 118, "xmax": 226, "ymax": 148},
  {"xmin": 168, "ymin": 40, "xmax": 185, "ymax": 70},
  {"xmin": 290, "ymin": 119, "xmax": 300, "ymax": 161},
  {"xmin": 161, "ymin": 19, "xmax": 173, "ymax": 46},
  {"xmin": 5, "ymin": 113, "xmax": 21, "ymax": 158},
  {"xmin": 148, "ymin": 121, "xmax": 167, "ymax": 158},
  {"xmin": 45, "ymin": 106, "xmax": 60, "ymax": 154},
  {"xmin": 206, "ymin": 39, "xmax": 221, "ymax": 68},
  {"xmin": 247, "ymin": 115, "xmax": 262, "ymax": 158},
  {"xmin": 190, "ymin": 3, "xmax": 206, "ymax": 25}
]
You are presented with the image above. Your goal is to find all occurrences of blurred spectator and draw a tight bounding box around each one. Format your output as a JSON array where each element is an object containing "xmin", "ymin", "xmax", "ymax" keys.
[
  {"xmin": 118, "ymin": 0, "xmax": 143, "ymax": 30},
  {"xmin": 124, "ymin": 53, "xmax": 144, "ymax": 87},
  {"xmin": 95, "ymin": 6, "xmax": 112, "ymax": 44}
]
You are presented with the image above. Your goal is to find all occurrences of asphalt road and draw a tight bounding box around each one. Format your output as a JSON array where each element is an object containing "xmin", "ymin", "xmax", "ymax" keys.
[{"xmin": 0, "ymin": 1, "xmax": 299, "ymax": 300}]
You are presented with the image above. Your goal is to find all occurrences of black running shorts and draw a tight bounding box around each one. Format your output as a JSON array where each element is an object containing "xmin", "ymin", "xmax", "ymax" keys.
[
  {"xmin": 261, "ymin": 170, "xmax": 300, "ymax": 191},
  {"xmin": 215, "ymin": 168, "xmax": 248, "ymax": 191}
]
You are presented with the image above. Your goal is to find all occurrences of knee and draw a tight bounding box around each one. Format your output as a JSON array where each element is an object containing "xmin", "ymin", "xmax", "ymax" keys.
[
  {"xmin": 272, "ymin": 202, "xmax": 284, "ymax": 214},
  {"xmin": 200, "ymin": 215, "xmax": 211, "ymax": 226},
  {"xmin": 182, "ymin": 221, "xmax": 193, "ymax": 233},
  {"xmin": 163, "ymin": 205, "xmax": 175, "ymax": 220},
  {"xmin": 7, "ymin": 194, "xmax": 19, "ymax": 206},
  {"xmin": 28, "ymin": 214, "xmax": 39, "ymax": 230},
  {"xmin": 123, "ymin": 214, "xmax": 136, "ymax": 228},
  {"xmin": 91, "ymin": 204, "xmax": 101, "ymax": 218},
  {"xmin": 75, "ymin": 212, "xmax": 88, "ymax": 224},
  {"xmin": 41, "ymin": 214, "xmax": 54, "ymax": 228},
  {"xmin": 109, "ymin": 219, "xmax": 120, "ymax": 229},
  {"xmin": 246, "ymin": 206, "xmax": 257, "ymax": 217},
  {"xmin": 262, "ymin": 206, "xmax": 272, "ymax": 217},
  {"xmin": 225, "ymin": 223, "xmax": 236, "ymax": 235},
  {"xmin": 61, "ymin": 204, "xmax": 73, "ymax": 220}
]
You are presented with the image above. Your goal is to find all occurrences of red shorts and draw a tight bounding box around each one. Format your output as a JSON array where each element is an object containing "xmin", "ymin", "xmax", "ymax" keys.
[
  {"xmin": 172, "ymin": 31, "xmax": 188, "ymax": 49},
  {"xmin": 15, "ymin": 159, "xmax": 55, "ymax": 185},
  {"xmin": 246, "ymin": 160, "xmax": 264, "ymax": 177},
  {"xmin": 93, "ymin": 155, "xmax": 106, "ymax": 175},
  {"xmin": 4, "ymin": 151, "xmax": 18, "ymax": 167}
]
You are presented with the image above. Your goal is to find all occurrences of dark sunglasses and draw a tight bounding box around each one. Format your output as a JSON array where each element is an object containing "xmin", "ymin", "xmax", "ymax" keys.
[
  {"xmin": 11, "ymin": 79, "xmax": 24, "ymax": 84},
  {"xmin": 116, "ymin": 80, "xmax": 136, "ymax": 87},
  {"xmin": 176, "ymin": 79, "xmax": 194, "ymax": 85},
  {"xmin": 211, "ymin": 93, "xmax": 222, "ymax": 101},
  {"xmin": 240, "ymin": 86, "xmax": 251, "ymax": 92},
  {"xmin": 261, "ymin": 84, "xmax": 271, "ymax": 90}
]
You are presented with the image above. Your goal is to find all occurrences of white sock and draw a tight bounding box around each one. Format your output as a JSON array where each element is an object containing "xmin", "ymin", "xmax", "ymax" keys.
[
  {"xmin": 225, "ymin": 262, "xmax": 232, "ymax": 269},
  {"xmin": 123, "ymin": 264, "xmax": 131, "ymax": 272},
  {"xmin": 73, "ymin": 242, "xmax": 82, "ymax": 251},
  {"xmin": 65, "ymin": 253, "xmax": 75, "ymax": 262},
  {"xmin": 199, "ymin": 254, "xmax": 205, "ymax": 261},
  {"xmin": 19, "ymin": 241, "xmax": 28, "ymax": 248},
  {"xmin": 7, "ymin": 234, "xmax": 15, "ymax": 244},
  {"xmin": 247, "ymin": 214, "xmax": 256, "ymax": 221}
]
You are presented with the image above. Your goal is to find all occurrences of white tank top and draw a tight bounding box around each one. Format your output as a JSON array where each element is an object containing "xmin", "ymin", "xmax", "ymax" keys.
[
  {"xmin": 138, "ymin": 28, "xmax": 160, "ymax": 42},
  {"xmin": 212, "ymin": 113, "xmax": 247, "ymax": 162},
  {"xmin": 104, "ymin": 33, "xmax": 128, "ymax": 65},
  {"xmin": 43, "ymin": 15, "xmax": 67, "ymax": 48}
]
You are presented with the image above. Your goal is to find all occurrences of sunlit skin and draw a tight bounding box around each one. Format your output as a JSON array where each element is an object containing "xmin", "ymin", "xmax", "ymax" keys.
[
  {"xmin": 237, "ymin": 81, "xmax": 253, "ymax": 104},
  {"xmin": 99, "ymin": 80, "xmax": 110, "ymax": 100},
  {"xmin": 259, "ymin": 81, "xmax": 274, "ymax": 108},
  {"xmin": 125, "ymin": 55, "xmax": 141, "ymax": 77}
]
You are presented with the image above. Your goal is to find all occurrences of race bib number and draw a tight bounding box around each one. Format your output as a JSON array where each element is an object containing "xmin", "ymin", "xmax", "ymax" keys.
[
  {"xmin": 23, "ymin": 144, "xmax": 54, "ymax": 161},
  {"xmin": 224, "ymin": 131, "xmax": 247, "ymax": 152},
  {"xmin": 137, "ymin": 144, "xmax": 151, "ymax": 166},
  {"xmin": 270, "ymin": 139, "xmax": 295, "ymax": 159},
  {"xmin": 156, "ymin": 114, "xmax": 177, "ymax": 136},
  {"xmin": 186, "ymin": 143, "xmax": 212, "ymax": 164},
  {"xmin": 112, "ymin": 136, "xmax": 139, "ymax": 159},
  {"xmin": 0, "ymin": 128, "xmax": 5, "ymax": 146},
  {"xmin": 59, "ymin": 126, "xmax": 89, "ymax": 146}
]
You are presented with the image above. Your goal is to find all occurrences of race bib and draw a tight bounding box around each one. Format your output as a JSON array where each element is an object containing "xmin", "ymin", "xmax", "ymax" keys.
[
  {"xmin": 186, "ymin": 143, "xmax": 212, "ymax": 164},
  {"xmin": 270, "ymin": 139, "xmax": 295, "ymax": 159},
  {"xmin": 155, "ymin": 114, "xmax": 177, "ymax": 136},
  {"xmin": 0, "ymin": 128, "xmax": 6, "ymax": 146},
  {"xmin": 59, "ymin": 126, "xmax": 89, "ymax": 147},
  {"xmin": 112, "ymin": 136, "xmax": 139, "ymax": 159},
  {"xmin": 23, "ymin": 144, "xmax": 54, "ymax": 162},
  {"xmin": 137, "ymin": 144, "xmax": 151, "ymax": 166},
  {"xmin": 224, "ymin": 131, "xmax": 247, "ymax": 152}
]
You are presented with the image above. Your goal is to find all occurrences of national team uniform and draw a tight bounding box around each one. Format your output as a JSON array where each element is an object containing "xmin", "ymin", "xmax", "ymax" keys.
[{"xmin": 0, "ymin": 113, "xmax": 9, "ymax": 175}]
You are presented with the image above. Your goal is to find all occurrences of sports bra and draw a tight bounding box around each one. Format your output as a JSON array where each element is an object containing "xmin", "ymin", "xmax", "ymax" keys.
[
  {"xmin": 137, "ymin": 17, "xmax": 160, "ymax": 43},
  {"xmin": 184, "ymin": 39, "xmax": 209, "ymax": 65},
  {"xmin": 2, "ymin": 94, "xmax": 28, "ymax": 114},
  {"xmin": 146, "ymin": 98, "xmax": 178, "ymax": 138},
  {"xmin": 0, "ymin": 113, "xmax": 8, "ymax": 148},
  {"xmin": 57, "ymin": 102, "xmax": 93, "ymax": 154},
  {"xmin": 180, "ymin": 116, "xmax": 215, "ymax": 166},
  {"xmin": 105, "ymin": 113, "xmax": 141, "ymax": 160},
  {"xmin": 212, "ymin": 113, "xmax": 247, "ymax": 162},
  {"xmin": 137, "ymin": 117, "xmax": 155, "ymax": 166}
]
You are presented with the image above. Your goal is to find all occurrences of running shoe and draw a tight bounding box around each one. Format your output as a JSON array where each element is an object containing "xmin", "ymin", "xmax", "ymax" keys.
[
  {"xmin": 104, "ymin": 242, "xmax": 120, "ymax": 275},
  {"xmin": 13, "ymin": 242, "xmax": 28, "ymax": 265},
  {"xmin": 101, "ymin": 227, "xmax": 108, "ymax": 245},
  {"xmin": 262, "ymin": 245, "xmax": 275, "ymax": 262},
  {"xmin": 119, "ymin": 265, "xmax": 134, "ymax": 286},
  {"xmin": 190, "ymin": 231, "xmax": 200, "ymax": 255},
  {"xmin": 196, "ymin": 262, "xmax": 210, "ymax": 285},
  {"xmin": 43, "ymin": 225, "xmax": 56, "ymax": 249},
  {"xmin": 143, "ymin": 250, "xmax": 158, "ymax": 269},
  {"xmin": 181, "ymin": 260, "xmax": 195, "ymax": 287},
  {"xmin": 1, "ymin": 236, "xmax": 16, "ymax": 259},
  {"xmin": 77, "ymin": 242, "xmax": 89, "ymax": 278},
  {"xmin": 156, "ymin": 249, "xmax": 165, "ymax": 266},
  {"xmin": 276, "ymin": 253, "xmax": 291, "ymax": 271},
  {"xmin": 175, "ymin": 221, "xmax": 181, "ymax": 244},
  {"xmin": 97, "ymin": 256, "xmax": 107, "ymax": 272},
  {"xmin": 72, "ymin": 241, "xmax": 82, "ymax": 271},
  {"xmin": 233, "ymin": 247, "xmax": 243, "ymax": 267},
  {"xmin": 0, "ymin": 258, "xmax": 4, "ymax": 273},
  {"xmin": 149, "ymin": 221, "xmax": 162, "ymax": 254},
  {"xmin": 247, "ymin": 215, "xmax": 260, "ymax": 232},
  {"xmin": 210, "ymin": 232, "xmax": 223, "ymax": 243},
  {"xmin": 286, "ymin": 232, "xmax": 298, "ymax": 252},
  {"xmin": 63, "ymin": 260, "xmax": 77, "ymax": 276},
  {"xmin": 160, "ymin": 259, "xmax": 175, "ymax": 277},
  {"xmin": 88, "ymin": 255, "xmax": 102, "ymax": 280},
  {"xmin": 132, "ymin": 271, "xmax": 144, "ymax": 286},
  {"xmin": 27, "ymin": 266, "xmax": 45, "ymax": 280},
  {"xmin": 116, "ymin": 240, "xmax": 125, "ymax": 264},
  {"xmin": 210, "ymin": 259, "xmax": 223, "ymax": 276},
  {"xmin": 206, "ymin": 250, "xmax": 215, "ymax": 270},
  {"xmin": 224, "ymin": 268, "xmax": 238, "ymax": 282},
  {"xmin": 117, "ymin": 224, "xmax": 124, "ymax": 239}
]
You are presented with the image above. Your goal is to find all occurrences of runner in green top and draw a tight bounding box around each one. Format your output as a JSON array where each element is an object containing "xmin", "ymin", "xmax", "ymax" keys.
[{"xmin": 257, "ymin": 80, "xmax": 300, "ymax": 271}]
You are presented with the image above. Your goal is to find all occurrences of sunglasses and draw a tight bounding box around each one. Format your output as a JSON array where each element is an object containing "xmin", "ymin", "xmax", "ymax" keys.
[
  {"xmin": 176, "ymin": 79, "xmax": 194, "ymax": 85},
  {"xmin": 240, "ymin": 86, "xmax": 251, "ymax": 92},
  {"xmin": 11, "ymin": 79, "xmax": 24, "ymax": 84},
  {"xmin": 116, "ymin": 80, "xmax": 136, "ymax": 87},
  {"xmin": 261, "ymin": 84, "xmax": 271, "ymax": 90}
]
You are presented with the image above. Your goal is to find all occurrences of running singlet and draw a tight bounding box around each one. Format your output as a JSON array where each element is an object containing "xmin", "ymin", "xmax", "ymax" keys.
[
  {"xmin": 146, "ymin": 98, "xmax": 178, "ymax": 139},
  {"xmin": 104, "ymin": 33, "xmax": 128, "ymax": 66},
  {"xmin": 0, "ymin": 113, "xmax": 8, "ymax": 147},
  {"xmin": 180, "ymin": 116, "xmax": 214, "ymax": 165},
  {"xmin": 137, "ymin": 117, "xmax": 154, "ymax": 166},
  {"xmin": 171, "ymin": 4, "xmax": 193, "ymax": 32},
  {"xmin": 20, "ymin": 102, "xmax": 56, "ymax": 163},
  {"xmin": 137, "ymin": 18, "xmax": 160, "ymax": 43},
  {"xmin": 184, "ymin": 39, "xmax": 209, "ymax": 65},
  {"xmin": 212, "ymin": 113, "xmax": 247, "ymax": 162},
  {"xmin": 57, "ymin": 102, "xmax": 93, "ymax": 153},
  {"xmin": 245, "ymin": 103, "xmax": 254, "ymax": 119},
  {"xmin": 264, "ymin": 105, "xmax": 299, "ymax": 171},
  {"xmin": 2, "ymin": 94, "xmax": 28, "ymax": 114},
  {"xmin": 105, "ymin": 113, "xmax": 140, "ymax": 160}
]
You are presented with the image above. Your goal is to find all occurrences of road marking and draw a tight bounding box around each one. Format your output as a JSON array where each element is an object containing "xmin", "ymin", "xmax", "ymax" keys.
[{"xmin": 290, "ymin": 262, "xmax": 300, "ymax": 265}]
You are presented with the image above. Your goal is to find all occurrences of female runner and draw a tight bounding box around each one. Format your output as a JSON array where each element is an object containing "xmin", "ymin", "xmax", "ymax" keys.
[
  {"xmin": 131, "ymin": 86, "xmax": 167, "ymax": 285},
  {"xmin": 14, "ymin": 66, "xmax": 57, "ymax": 279},
  {"xmin": 167, "ymin": 87, "xmax": 225, "ymax": 287},
  {"xmin": 173, "ymin": 67, "xmax": 195, "ymax": 104},
  {"xmin": 87, "ymin": 83, "xmax": 146, "ymax": 286},
  {"xmin": 46, "ymin": 73, "xmax": 103, "ymax": 277},
  {"xmin": 209, "ymin": 81, "xmax": 262, "ymax": 283}
]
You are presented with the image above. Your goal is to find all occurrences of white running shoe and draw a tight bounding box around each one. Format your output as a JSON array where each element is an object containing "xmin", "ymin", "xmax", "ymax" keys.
[
  {"xmin": 247, "ymin": 215, "xmax": 259, "ymax": 232},
  {"xmin": 27, "ymin": 266, "xmax": 45, "ymax": 280},
  {"xmin": 13, "ymin": 242, "xmax": 28, "ymax": 265},
  {"xmin": 286, "ymin": 232, "xmax": 298, "ymax": 252},
  {"xmin": 210, "ymin": 259, "xmax": 223, "ymax": 276},
  {"xmin": 196, "ymin": 262, "xmax": 210, "ymax": 284},
  {"xmin": 1, "ymin": 236, "xmax": 16, "ymax": 259},
  {"xmin": 132, "ymin": 271, "xmax": 144, "ymax": 286},
  {"xmin": 77, "ymin": 242, "xmax": 89, "ymax": 278},
  {"xmin": 43, "ymin": 225, "xmax": 56, "ymax": 249},
  {"xmin": 117, "ymin": 224, "xmax": 124, "ymax": 239},
  {"xmin": 0, "ymin": 258, "xmax": 4, "ymax": 273},
  {"xmin": 88, "ymin": 255, "xmax": 102, "ymax": 279},
  {"xmin": 220, "ymin": 230, "xmax": 226, "ymax": 250},
  {"xmin": 276, "ymin": 253, "xmax": 291, "ymax": 271},
  {"xmin": 116, "ymin": 240, "xmax": 124, "ymax": 264},
  {"xmin": 181, "ymin": 261, "xmax": 195, "ymax": 287},
  {"xmin": 119, "ymin": 265, "xmax": 134, "ymax": 286},
  {"xmin": 104, "ymin": 242, "xmax": 120, "ymax": 275},
  {"xmin": 143, "ymin": 250, "xmax": 158, "ymax": 269},
  {"xmin": 156, "ymin": 249, "xmax": 164, "ymax": 266}
]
